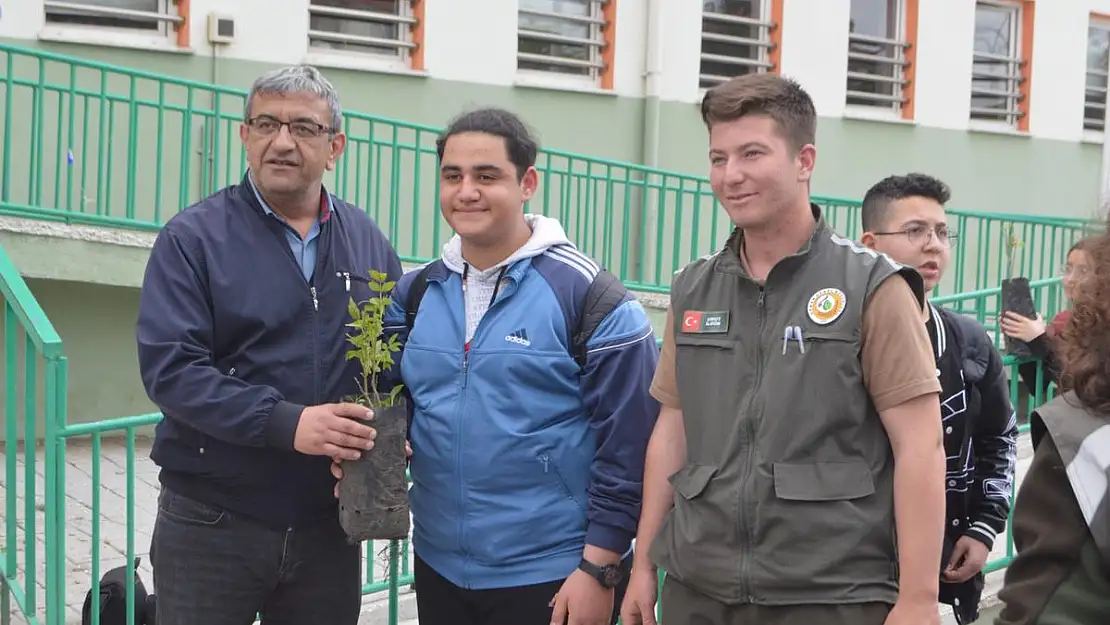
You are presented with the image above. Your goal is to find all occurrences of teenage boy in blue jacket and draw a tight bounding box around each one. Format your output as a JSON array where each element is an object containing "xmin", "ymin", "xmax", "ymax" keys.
[{"xmin": 334, "ymin": 107, "xmax": 661, "ymax": 624}]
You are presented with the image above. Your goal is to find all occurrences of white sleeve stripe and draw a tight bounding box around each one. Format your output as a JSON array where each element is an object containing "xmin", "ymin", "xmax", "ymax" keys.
[
  {"xmin": 585, "ymin": 327, "xmax": 655, "ymax": 356},
  {"xmin": 546, "ymin": 246, "xmax": 599, "ymax": 280}
]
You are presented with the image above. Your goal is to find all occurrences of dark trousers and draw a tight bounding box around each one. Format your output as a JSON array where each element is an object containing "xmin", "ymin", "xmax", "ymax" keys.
[
  {"xmin": 149, "ymin": 487, "xmax": 361, "ymax": 625},
  {"xmin": 414, "ymin": 553, "xmax": 627, "ymax": 625},
  {"xmin": 661, "ymin": 576, "xmax": 892, "ymax": 625}
]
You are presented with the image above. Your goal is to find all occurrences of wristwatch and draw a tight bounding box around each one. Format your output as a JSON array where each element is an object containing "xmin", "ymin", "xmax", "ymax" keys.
[{"xmin": 577, "ymin": 558, "xmax": 627, "ymax": 589}]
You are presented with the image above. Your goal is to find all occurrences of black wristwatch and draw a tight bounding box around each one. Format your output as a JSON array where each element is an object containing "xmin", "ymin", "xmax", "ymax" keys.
[{"xmin": 577, "ymin": 558, "xmax": 627, "ymax": 589}]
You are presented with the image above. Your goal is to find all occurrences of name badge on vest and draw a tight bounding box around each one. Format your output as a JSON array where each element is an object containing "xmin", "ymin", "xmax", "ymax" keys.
[{"xmin": 682, "ymin": 310, "xmax": 730, "ymax": 334}]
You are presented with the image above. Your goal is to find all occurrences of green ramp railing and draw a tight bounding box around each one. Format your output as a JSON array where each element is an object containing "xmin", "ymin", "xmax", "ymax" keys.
[
  {"xmin": 0, "ymin": 42, "xmax": 1096, "ymax": 297},
  {"xmin": 0, "ymin": 241, "xmax": 68, "ymax": 625}
]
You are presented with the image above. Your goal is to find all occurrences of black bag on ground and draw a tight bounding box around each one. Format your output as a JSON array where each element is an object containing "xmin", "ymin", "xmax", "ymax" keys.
[{"xmin": 81, "ymin": 556, "xmax": 157, "ymax": 625}]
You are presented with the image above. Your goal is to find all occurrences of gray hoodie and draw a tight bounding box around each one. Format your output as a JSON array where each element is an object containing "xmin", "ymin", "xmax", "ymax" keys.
[{"xmin": 440, "ymin": 214, "xmax": 574, "ymax": 343}]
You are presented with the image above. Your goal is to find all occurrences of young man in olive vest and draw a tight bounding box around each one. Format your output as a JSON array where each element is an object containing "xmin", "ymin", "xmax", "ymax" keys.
[
  {"xmin": 860, "ymin": 173, "xmax": 1019, "ymax": 624},
  {"xmin": 619, "ymin": 74, "xmax": 947, "ymax": 625}
]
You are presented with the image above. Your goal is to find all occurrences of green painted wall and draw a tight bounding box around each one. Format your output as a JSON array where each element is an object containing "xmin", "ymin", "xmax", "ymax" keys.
[{"xmin": 0, "ymin": 278, "xmax": 154, "ymax": 442}]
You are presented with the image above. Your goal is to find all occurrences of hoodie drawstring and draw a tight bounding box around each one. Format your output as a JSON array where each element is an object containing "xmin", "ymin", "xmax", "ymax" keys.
[{"xmin": 461, "ymin": 263, "xmax": 509, "ymax": 310}]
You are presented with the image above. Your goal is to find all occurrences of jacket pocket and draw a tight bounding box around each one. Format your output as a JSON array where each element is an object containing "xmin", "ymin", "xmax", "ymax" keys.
[
  {"xmin": 673, "ymin": 336, "xmax": 745, "ymax": 461},
  {"xmin": 668, "ymin": 464, "xmax": 732, "ymax": 543},
  {"xmin": 772, "ymin": 461, "xmax": 875, "ymax": 501},
  {"xmin": 652, "ymin": 464, "xmax": 737, "ymax": 588},
  {"xmin": 674, "ymin": 335, "xmax": 738, "ymax": 350},
  {"xmin": 670, "ymin": 463, "xmax": 717, "ymax": 499},
  {"xmin": 800, "ymin": 331, "xmax": 856, "ymax": 345},
  {"xmin": 539, "ymin": 453, "xmax": 587, "ymax": 514}
]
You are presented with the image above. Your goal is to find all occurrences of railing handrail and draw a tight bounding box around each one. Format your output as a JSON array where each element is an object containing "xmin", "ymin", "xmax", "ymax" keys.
[
  {"xmin": 0, "ymin": 241, "xmax": 63, "ymax": 357},
  {"xmin": 930, "ymin": 275, "xmax": 1063, "ymax": 306}
]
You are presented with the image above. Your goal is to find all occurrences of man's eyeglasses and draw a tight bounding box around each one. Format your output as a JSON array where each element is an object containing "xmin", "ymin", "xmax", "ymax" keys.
[
  {"xmin": 246, "ymin": 116, "xmax": 336, "ymax": 139},
  {"xmin": 871, "ymin": 224, "xmax": 958, "ymax": 247}
]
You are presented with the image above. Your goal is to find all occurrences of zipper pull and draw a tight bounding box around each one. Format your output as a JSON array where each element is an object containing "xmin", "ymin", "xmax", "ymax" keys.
[
  {"xmin": 758, "ymin": 288, "xmax": 765, "ymax": 307},
  {"xmin": 344, "ymin": 272, "xmax": 350, "ymax": 292},
  {"xmin": 794, "ymin": 325, "xmax": 805, "ymax": 354},
  {"xmin": 310, "ymin": 286, "xmax": 318, "ymax": 311}
]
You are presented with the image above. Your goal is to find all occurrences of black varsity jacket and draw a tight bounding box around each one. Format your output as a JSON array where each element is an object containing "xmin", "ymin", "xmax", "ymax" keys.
[{"xmin": 928, "ymin": 304, "xmax": 1019, "ymax": 620}]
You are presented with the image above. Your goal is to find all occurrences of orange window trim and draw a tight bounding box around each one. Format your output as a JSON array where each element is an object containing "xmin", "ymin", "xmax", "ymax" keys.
[
  {"xmin": 411, "ymin": 0, "xmax": 426, "ymax": 71},
  {"xmin": 768, "ymin": 0, "xmax": 784, "ymax": 73},
  {"xmin": 1018, "ymin": 1, "xmax": 1035, "ymax": 132},
  {"xmin": 174, "ymin": 0, "xmax": 190, "ymax": 48},
  {"xmin": 600, "ymin": 0, "xmax": 617, "ymax": 90},
  {"xmin": 901, "ymin": 0, "xmax": 919, "ymax": 120}
]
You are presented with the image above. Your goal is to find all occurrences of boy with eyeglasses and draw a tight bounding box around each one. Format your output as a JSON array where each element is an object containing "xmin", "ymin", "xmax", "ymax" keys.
[{"xmin": 861, "ymin": 173, "xmax": 1019, "ymax": 624}]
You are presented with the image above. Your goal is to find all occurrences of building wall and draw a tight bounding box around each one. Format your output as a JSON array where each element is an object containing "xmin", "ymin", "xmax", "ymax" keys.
[{"xmin": 0, "ymin": 0, "xmax": 1108, "ymax": 219}]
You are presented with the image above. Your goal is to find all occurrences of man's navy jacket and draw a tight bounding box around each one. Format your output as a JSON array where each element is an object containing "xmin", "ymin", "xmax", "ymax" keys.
[{"xmin": 136, "ymin": 174, "xmax": 402, "ymax": 528}]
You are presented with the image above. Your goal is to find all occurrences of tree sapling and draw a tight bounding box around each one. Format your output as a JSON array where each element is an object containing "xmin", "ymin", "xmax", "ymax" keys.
[{"xmin": 337, "ymin": 269, "xmax": 410, "ymax": 542}]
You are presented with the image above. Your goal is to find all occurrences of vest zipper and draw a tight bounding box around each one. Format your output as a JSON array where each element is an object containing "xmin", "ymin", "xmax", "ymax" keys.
[{"xmin": 739, "ymin": 285, "xmax": 765, "ymax": 602}]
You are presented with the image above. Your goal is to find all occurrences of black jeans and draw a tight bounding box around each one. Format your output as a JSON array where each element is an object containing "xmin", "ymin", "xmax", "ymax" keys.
[
  {"xmin": 149, "ymin": 487, "xmax": 361, "ymax": 625},
  {"xmin": 413, "ymin": 553, "xmax": 627, "ymax": 625}
]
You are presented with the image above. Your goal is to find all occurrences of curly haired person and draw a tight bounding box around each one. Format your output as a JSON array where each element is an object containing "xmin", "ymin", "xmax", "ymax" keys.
[{"xmin": 994, "ymin": 227, "xmax": 1110, "ymax": 624}]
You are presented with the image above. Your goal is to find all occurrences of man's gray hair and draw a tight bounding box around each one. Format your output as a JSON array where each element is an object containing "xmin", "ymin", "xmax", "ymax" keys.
[{"xmin": 244, "ymin": 65, "xmax": 342, "ymax": 130}]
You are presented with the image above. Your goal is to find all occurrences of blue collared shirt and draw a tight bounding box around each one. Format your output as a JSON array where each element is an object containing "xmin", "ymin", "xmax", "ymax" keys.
[{"xmin": 247, "ymin": 172, "xmax": 331, "ymax": 283}]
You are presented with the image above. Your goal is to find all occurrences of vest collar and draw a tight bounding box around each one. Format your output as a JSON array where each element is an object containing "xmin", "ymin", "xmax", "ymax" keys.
[{"xmin": 718, "ymin": 202, "xmax": 829, "ymax": 277}]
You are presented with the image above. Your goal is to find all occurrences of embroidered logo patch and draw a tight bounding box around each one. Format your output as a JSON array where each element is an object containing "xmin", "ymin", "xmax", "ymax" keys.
[
  {"xmin": 807, "ymin": 288, "xmax": 846, "ymax": 325},
  {"xmin": 682, "ymin": 310, "xmax": 729, "ymax": 333}
]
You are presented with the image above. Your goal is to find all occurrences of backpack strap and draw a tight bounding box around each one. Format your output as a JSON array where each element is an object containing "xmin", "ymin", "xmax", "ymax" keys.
[
  {"xmin": 571, "ymin": 269, "xmax": 629, "ymax": 370},
  {"xmin": 404, "ymin": 263, "xmax": 436, "ymax": 333}
]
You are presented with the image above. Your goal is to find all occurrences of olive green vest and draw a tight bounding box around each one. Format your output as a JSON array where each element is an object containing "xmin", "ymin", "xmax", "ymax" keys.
[
  {"xmin": 1034, "ymin": 392, "xmax": 1110, "ymax": 569},
  {"xmin": 650, "ymin": 208, "xmax": 924, "ymax": 606}
]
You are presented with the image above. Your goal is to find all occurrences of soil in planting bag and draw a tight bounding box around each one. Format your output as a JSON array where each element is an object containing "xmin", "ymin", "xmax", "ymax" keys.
[{"xmin": 338, "ymin": 400, "xmax": 410, "ymax": 542}]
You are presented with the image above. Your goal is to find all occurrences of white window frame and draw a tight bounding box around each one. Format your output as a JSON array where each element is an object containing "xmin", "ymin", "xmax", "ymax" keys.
[
  {"xmin": 970, "ymin": 0, "xmax": 1025, "ymax": 129},
  {"xmin": 1084, "ymin": 21, "xmax": 1110, "ymax": 135},
  {"xmin": 42, "ymin": 0, "xmax": 180, "ymax": 38},
  {"xmin": 845, "ymin": 0, "xmax": 910, "ymax": 118},
  {"xmin": 306, "ymin": 0, "xmax": 417, "ymax": 66},
  {"xmin": 699, "ymin": 1, "xmax": 775, "ymax": 90},
  {"xmin": 515, "ymin": 0, "xmax": 609, "ymax": 90}
]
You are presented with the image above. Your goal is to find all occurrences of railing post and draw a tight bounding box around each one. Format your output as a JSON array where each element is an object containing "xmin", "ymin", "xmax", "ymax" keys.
[{"xmin": 43, "ymin": 356, "xmax": 67, "ymax": 625}]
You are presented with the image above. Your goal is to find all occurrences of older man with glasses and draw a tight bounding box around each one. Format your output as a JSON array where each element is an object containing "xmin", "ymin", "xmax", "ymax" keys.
[{"xmin": 136, "ymin": 65, "xmax": 402, "ymax": 625}]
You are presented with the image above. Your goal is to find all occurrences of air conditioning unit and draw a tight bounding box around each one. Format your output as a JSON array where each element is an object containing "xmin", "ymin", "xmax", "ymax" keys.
[{"xmin": 207, "ymin": 13, "xmax": 236, "ymax": 45}]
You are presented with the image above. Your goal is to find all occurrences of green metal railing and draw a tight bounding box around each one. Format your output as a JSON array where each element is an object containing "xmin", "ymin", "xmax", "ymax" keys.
[
  {"xmin": 0, "ymin": 42, "xmax": 1096, "ymax": 298},
  {"xmin": 1, "ymin": 242, "xmax": 68, "ymax": 625}
]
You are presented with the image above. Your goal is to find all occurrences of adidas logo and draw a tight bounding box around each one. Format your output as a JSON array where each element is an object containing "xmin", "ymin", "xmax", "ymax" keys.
[{"xmin": 505, "ymin": 329, "xmax": 531, "ymax": 346}]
